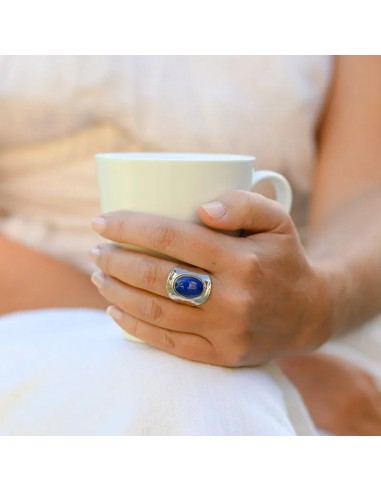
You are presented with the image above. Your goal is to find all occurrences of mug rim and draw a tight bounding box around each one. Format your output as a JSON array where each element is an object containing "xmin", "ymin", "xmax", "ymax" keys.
[{"xmin": 95, "ymin": 152, "xmax": 256, "ymax": 162}]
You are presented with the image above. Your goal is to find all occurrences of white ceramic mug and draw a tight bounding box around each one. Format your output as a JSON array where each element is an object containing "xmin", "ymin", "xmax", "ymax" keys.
[
  {"xmin": 95, "ymin": 152, "xmax": 292, "ymax": 220},
  {"xmin": 95, "ymin": 152, "xmax": 292, "ymax": 341}
]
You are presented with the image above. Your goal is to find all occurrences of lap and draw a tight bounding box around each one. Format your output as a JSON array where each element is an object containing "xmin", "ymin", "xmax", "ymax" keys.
[{"xmin": 0, "ymin": 308, "xmax": 316, "ymax": 435}]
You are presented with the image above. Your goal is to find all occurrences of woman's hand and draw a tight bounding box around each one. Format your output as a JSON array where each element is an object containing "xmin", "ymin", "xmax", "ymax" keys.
[
  {"xmin": 277, "ymin": 353, "xmax": 381, "ymax": 435},
  {"xmin": 90, "ymin": 190, "xmax": 332, "ymax": 367}
]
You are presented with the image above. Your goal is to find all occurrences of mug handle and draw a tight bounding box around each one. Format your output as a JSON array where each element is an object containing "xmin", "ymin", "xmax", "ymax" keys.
[{"xmin": 252, "ymin": 170, "xmax": 293, "ymax": 213}]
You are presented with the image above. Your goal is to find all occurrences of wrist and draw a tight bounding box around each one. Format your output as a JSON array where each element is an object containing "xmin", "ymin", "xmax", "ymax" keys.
[
  {"xmin": 293, "ymin": 261, "xmax": 340, "ymax": 352},
  {"xmin": 308, "ymin": 259, "xmax": 350, "ymax": 343}
]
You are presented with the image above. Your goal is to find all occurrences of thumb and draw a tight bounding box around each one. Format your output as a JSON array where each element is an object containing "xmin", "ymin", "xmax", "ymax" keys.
[{"xmin": 197, "ymin": 190, "xmax": 292, "ymax": 235}]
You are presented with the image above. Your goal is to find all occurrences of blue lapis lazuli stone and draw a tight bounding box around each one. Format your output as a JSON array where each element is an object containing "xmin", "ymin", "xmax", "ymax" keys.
[{"xmin": 174, "ymin": 276, "xmax": 204, "ymax": 298}]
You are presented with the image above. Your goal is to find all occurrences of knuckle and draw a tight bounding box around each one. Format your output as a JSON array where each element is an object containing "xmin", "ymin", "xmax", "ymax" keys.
[
  {"xmin": 237, "ymin": 291, "xmax": 256, "ymax": 319},
  {"xmin": 99, "ymin": 247, "xmax": 113, "ymax": 273},
  {"xmin": 232, "ymin": 334, "xmax": 255, "ymax": 366},
  {"xmin": 242, "ymin": 251, "xmax": 261, "ymax": 277},
  {"xmin": 141, "ymin": 259, "xmax": 158, "ymax": 289},
  {"xmin": 129, "ymin": 317, "xmax": 150, "ymax": 343},
  {"xmin": 220, "ymin": 340, "xmax": 249, "ymax": 368},
  {"xmin": 151, "ymin": 222, "xmax": 178, "ymax": 251},
  {"xmin": 271, "ymin": 197, "xmax": 287, "ymax": 214},
  {"xmin": 162, "ymin": 330, "xmax": 176, "ymax": 350},
  {"xmin": 143, "ymin": 296, "xmax": 163, "ymax": 323},
  {"xmin": 230, "ymin": 352, "xmax": 247, "ymax": 368},
  {"xmin": 116, "ymin": 218, "xmax": 128, "ymax": 242},
  {"xmin": 128, "ymin": 316, "xmax": 141, "ymax": 336},
  {"xmin": 272, "ymin": 203, "xmax": 293, "ymax": 232}
]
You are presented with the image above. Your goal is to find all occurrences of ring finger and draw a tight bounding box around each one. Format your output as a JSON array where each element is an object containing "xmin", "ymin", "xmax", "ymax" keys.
[
  {"xmin": 89, "ymin": 243, "xmax": 212, "ymax": 302},
  {"xmin": 91, "ymin": 272, "xmax": 206, "ymax": 334}
]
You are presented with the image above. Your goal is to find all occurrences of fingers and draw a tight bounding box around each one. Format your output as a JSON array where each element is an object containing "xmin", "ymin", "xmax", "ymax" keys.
[
  {"xmin": 90, "ymin": 270, "xmax": 205, "ymax": 334},
  {"xmin": 198, "ymin": 190, "xmax": 293, "ymax": 236},
  {"xmin": 106, "ymin": 305, "xmax": 217, "ymax": 364},
  {"xmin": 91, "ymin": 211, "xmax": 231, "ymax": 271},
  {"xmin": 90, "ymin": 244, "xmax": 188, "ymax": 299},
  {"xmin": 90, "ymin": 246, "xmax": 224, "ymax": 365},
  {"xmin": 90, "ymin": 244, "xmax": 216, "ymax": 305}
]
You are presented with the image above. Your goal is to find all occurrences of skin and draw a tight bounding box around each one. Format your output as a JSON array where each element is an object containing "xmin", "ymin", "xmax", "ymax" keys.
[
  {"xmin": 89, "ymin": 198, "xmax": 332, "ymax": 367},
  {"xmin": 0, "ymin": 235, "xmax": 107, "ymax": 313},
  {"xmin": 90, "ymin": 56, "xmax": 381, "ymax": 362},
  {"xmin": 1, "ymin": 56, "xmax": 380, "ymax": 434}
]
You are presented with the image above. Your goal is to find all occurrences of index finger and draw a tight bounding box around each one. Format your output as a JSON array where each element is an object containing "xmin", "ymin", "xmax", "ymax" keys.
[{"xmin": 91, "ymin": 211, "xmax": 231, "ymax": 271}]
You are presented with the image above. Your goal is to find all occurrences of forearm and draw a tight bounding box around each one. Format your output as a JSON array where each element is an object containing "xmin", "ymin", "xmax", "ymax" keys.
[
  {"xmin": 306, "ymin": 185, "xmax": 381, "ymax": 336},
  {"xmin": 0, "ymin": 235, "xmax": 108, "ymax": 314}
]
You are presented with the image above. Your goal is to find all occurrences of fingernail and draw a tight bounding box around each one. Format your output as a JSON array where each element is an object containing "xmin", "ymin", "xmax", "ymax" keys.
[
  {"xmin": 106, "ymin": 305, "xmax": 123, "ymax": 321},
  {"xmin": 201, "ymin": 201, "xmax": 226, "ymax": 219},
  {"xmin": 91, "ymin": 217, "xmax": 107, "ymax": 232},
  {"xmin": 88, "ymin": 246, "xmax": 101, "ymax": 259},
  {"xmin": 91, "ymin": 271, "xmax": 105, "ymax": 289}
]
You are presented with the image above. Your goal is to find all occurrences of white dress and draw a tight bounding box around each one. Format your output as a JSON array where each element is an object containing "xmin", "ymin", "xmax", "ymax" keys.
[{"xmin": 0, "ymin": 56, "xmax": 379, "ymax": 435}]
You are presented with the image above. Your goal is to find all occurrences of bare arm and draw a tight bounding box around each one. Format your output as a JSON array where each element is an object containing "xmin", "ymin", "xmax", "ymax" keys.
[
  {"xmin": 278, "ymin": 56, "xmax": 381, "ymax": 434},
  {"xmin": 0, "ymin": 235, "xmax": 108, "ymax": 314},
  {"xmin": 307, "ymin": 55, "xmax": 381, "ymax": 335}
]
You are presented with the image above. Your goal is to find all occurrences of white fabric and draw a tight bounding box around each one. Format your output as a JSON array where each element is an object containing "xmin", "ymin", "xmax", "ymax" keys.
[
  {"xmin": 0, "ymin": 55, "xmax": 379, "ymax": 435},
  {"xmin": 0, "ymin": 308, "xmax": 316, "ymax": 435}
]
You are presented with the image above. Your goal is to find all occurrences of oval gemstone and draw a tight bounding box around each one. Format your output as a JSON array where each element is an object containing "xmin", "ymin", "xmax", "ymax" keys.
[{"xmin": 174, "ymin": 275, "xmax": 204, "ymax": 298}]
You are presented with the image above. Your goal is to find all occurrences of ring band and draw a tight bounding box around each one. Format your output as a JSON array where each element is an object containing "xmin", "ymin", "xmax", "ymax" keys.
[{"xmin": 166, "ymin": 267, "xmax": 212, "ymax": 306}]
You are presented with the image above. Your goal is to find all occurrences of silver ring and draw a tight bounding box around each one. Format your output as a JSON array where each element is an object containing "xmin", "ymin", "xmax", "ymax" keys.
[{"xmin": 166, "ymin": 267, "xmax": 212, "ymax": 306}]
